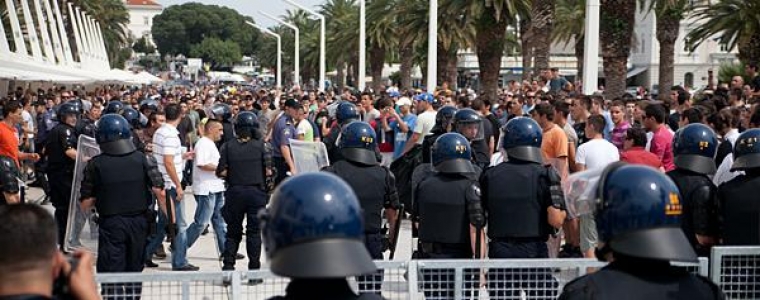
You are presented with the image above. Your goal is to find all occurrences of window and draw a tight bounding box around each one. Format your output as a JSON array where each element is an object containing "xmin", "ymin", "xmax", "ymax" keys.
[
  {"xmin": 719, "ymin": 42, "xmax": 730, "ymax": 52},
  {"xmin": 683, "ymin": 37, "xmax": 693, "ymax": 53},
  {"xmin": 143, "ymin": 16, "xmax": 149, "ymax": 25},
  {"xmin": 685, "ymin": 72, "xmax": 694, "ymax": 88}
]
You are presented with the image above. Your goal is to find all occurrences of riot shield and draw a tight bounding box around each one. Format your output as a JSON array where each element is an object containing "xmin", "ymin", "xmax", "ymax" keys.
[
  {"xmin": 562, "ymin": 167, "xmax": 606, "ymax": 219},
  {"xmin": 64, "ymin": 135, "xmax": 101, "ymax": 254},
  {"xmin": 289, "ymin": 139, "xmax": 330, "ymax": 174}
]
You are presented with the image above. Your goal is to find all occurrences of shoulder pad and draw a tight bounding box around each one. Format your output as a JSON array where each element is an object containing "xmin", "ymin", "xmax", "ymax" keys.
[
  {"xmin": 357, "ymin": 293, "xmax": 387, "ymax": 300},
  {"xmin": 695, "ymin": 275, "xmax": 727, "ymax": 300},
  {"xmin": 559, "ymin": 274, "xmax": 595, "ymax": 300}
]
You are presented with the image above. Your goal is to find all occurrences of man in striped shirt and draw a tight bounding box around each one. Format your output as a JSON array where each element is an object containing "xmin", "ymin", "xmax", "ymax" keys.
[{"xmin": 146, "ymin": 103, "xmax": 198, "ymax": 271}]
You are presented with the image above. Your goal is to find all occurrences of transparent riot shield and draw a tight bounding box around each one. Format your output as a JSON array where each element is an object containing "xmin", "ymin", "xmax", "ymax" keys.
[
  {"xmin": 289, "ymin": 139, "xmax": 330, "ymax": 174},
  {"xmin": 563, "ymin": 167, "xmax": 606, "ymax": 219},
  {"xmin": 64, "ymin": 135, "xmax": 101, "ymax": 254}
]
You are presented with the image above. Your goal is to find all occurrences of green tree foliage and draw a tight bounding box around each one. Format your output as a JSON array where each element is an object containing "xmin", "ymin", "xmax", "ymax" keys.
[
  {"xmin": 132, "ymin": 36, "xmax": 156, "ymax": 54},
  {"xmin": 152, "ymin": 3, "xmax": 259, "ymax": 57},
  {"xmin": 189, "ymin": 37, "xmax": 242, "ymax": 69},
  {"xmin": 687, "ymin": 0, "xmax": 760, "ymax": 65}
]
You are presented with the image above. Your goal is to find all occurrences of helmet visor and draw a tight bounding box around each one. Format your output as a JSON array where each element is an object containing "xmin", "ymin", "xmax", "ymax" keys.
[{"xmin": 456, "ymin": 122, "xmax": 484, "ymax": 141}]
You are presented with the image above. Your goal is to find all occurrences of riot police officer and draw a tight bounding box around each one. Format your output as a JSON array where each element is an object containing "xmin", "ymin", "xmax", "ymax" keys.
[
  {"xmin": 104, "ymin": 100, "xmax": 124, "ymax": 115},
  {"xmin": 45, "ymin": 102, "xmax": 80, "ymax": 248},
  {"xmin": 324, "ymin": 101, "xmax": 360, "ymax": 163},
  {"xmin": 216, "ymin": 111, "xmax": 273, "ymax": 271},
  {"xmin": 717, "ymin": 128, "xmax": 760, "ymax": 299},
  {"xmin": 69, "ymin": 99, "xmax": 95, "ymax": 137},
  {"xmin": 79, "ymin": 114, "xmax": 167, "ymax": 298},
  {"xmin": 719, "ymin": 128, "xmax": 760, "ymax": 246},
  {"xmin": 0, "ymin": 155, "xmax": 21, "ymax": 205},
  {"xmin": 414, "ymin": 133, "xmax": 485, "ymax": 299},
  {"xmin": 261, "ymin": 172, "xmax": 384, "ymax": 300},
  {"xmin": 421, "ymin": 106, "xmax": 457, "ymax": 164},
  {"xmin": 139, "ymin": 99, "xmax": 159, "ymax": 117},
  {"xmin": 210, "ymin": 103, "xmax": 234, "ymax": 147},
  {"xmin": 479, "ymin": 117, "xmax": 566, "ymax": 299},
  {"xmin": 322, "ymin": 121, "xmax": 400, "ymax": 294},
  {"xmin": 453, "ymin": 108, "xmax": 490, "ymax": 170},
  {"xmin": 560, "ymin": 163, "xmax": 724, "ymax": 300},
  {"xmin": 666, "ymin": 123, "xmax": 719, "ymax": 256},
  {"xmin": 121, "ymin": 108, "xmax": 147, "ymax": 152}
]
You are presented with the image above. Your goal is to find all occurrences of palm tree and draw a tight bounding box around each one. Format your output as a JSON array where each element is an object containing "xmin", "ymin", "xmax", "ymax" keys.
[
  {"xmin": 519, "ymin": 16, "xmax": 533, "ymax": 80},
  {"xmin": 600, "ymin": 0, "xmax": 636, "ymax": 99},
  {"xmin": 641, "ymin": 0, "xmax": 690, "ymax": 100},
  {"xmin": 366, "ymin": 0, "xmax": 397, "ymax": 91},
  {"xmin": 66, "ymin": 0, "xmax": 130, "ymax": 68},
  {"xmin": 395, "ymin": 0, "xmax": 426, "ymax": 89},
  {"xmin": 687, "ymin": 0, "xmax": 760, "ymax": 67},
  {"xmin": 552, "ymin": 0, "xmax": 585, "ymax": 78},
  {"xmin": 467, "ymin": 0, "xmax": 531, "ymax": 101},
  {"xmin": 530, "ymin": 0, "xmax": 556, "ymax": 71},
  {"xmin": 321, "ymin": 0, "xmax": 357, "ymax": 88}
]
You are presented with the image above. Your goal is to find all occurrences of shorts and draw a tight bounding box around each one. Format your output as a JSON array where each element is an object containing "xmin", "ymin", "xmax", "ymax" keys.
[{"xmin": 580, "ymin": 214, "xmax": 598, "ymax": 253}]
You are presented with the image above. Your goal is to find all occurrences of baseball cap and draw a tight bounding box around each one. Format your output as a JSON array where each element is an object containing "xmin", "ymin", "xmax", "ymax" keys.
[
  {"xmin": 284, "ymin": 98, "xmax": 299, "ymax": 108},
  {"xmin": 388, "ymin": 90, "xmax": 401, "ymax": 98},
  {"xmin": 414, "ymin": 93, "xmax": 436, "ymax": 104},
  {"xmin": 396, "ymin": 97, "xmax": 412, "ymax": 107}
]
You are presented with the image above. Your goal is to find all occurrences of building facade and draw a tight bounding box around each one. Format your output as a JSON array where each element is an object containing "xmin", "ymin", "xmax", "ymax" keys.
[{"xmin": 124, "ymin": 0, "xmax": 163, "ymax": 45}]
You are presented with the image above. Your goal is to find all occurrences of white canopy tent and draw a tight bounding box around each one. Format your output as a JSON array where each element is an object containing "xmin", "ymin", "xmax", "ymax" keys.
[{"xmin": 134, "ymin": 71, "xmax": 164, "ymax": 85}]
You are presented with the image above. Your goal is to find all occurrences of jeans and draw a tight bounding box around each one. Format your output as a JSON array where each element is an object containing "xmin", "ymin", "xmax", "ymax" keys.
[
  {"xmin": 186, "ymin": 192, "xmax": 226, "ymax": 252},
  {"xmin": 144, "ymin": 187, "xmax": 189, "ymax": 269}
]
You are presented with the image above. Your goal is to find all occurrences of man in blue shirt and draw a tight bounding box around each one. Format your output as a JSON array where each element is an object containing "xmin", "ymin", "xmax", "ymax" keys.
[
  {"xmin": 390, "ymin": 97, "xmax": 417, "ymax": 160},
  {"xmin": 271, "ymin": 99, "xmax": 298, "ymax": 185}
]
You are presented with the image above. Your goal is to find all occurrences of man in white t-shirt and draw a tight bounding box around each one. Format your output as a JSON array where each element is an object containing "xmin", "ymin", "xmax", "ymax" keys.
[
  {"xmin": 294, "ymin": 104, "xmax": 314, "ymax": 142},
  {"xmin": 401, "ymin": 93, "xmax": 438, "ymax": 156},
  {"xmin": 186, "ymin": 120, "xmax": 228, "ymax": 256},
  {"xmin": 575, "ymin": 114, "xmax": 620, "ymax": 258}
]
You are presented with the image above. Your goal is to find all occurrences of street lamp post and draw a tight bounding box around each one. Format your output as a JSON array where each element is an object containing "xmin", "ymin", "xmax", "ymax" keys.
[
  {"xmin": 427, "ymin": 0, "xmax": 437, "ymax": 93},
  {"xmin": 582, "ymin": 0, "xmax": 600, "ymax": 95},
  {"xmin": 259, "ymin": 11, "xmax": 300, "ymax": 86},
  {"xmin": 282, "ymin": 0, "xmax": 325, "ymax": 92},
  {"xmin": 247, "ymin": 21, "xmax": 282, "ymax": 89},
  {"xmin": 358, "ymin": 0, "xmax": 365, "ymax": 91}
]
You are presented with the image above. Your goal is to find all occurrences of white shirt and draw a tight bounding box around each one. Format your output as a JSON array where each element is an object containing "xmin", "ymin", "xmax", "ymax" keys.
[
  {"xmin": 713, "ymin": 129, "xmax": 743, "ymax": 186},
  {"xmin": 153, "ymin": 123, "xmax": 184, "ymax": 189},
  {"xmin": 193, "ymin": 137, "xmax": 225, "ymax": 195},
  {"xmin": 21, "ymin": 110, "xmax": 33, "ymax": 138},
  {"xmin": 413, "ymin": 110, "xmax": 437, "ymax": 144},
  {"xmin": 296, "ymin": 119, "xmax": 314, "ymax": 141},
  {"xmin": 576, "ymin": 138, "xmax": 620, "ymax": 170}
]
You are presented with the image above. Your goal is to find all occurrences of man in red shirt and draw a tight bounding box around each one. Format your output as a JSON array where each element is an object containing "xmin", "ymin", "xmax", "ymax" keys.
[
  {"xmin": 644, "ymin": 104, "xmax": 675, "ymax": 171},
  {"xmin": 621, "ymin": 127, "xmax": 663, "ymax": 170},
  {"xmin": 0, "ymin": 101, "xmax": 39, "ymax": 168}
]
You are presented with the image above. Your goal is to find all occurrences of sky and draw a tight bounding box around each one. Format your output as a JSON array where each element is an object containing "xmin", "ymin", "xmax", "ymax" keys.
[{"xmin": 158, "ymin": 0, "xmax": 327, "ymax": 28}]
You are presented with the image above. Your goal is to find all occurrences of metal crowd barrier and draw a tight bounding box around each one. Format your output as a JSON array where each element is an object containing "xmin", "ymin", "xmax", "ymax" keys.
[
  {"xmin": 96, "ymin": 258, "xmax": 708, "ymax": 300},
  {"xmin": 710, "ymin": 246, "xmax": 760, "ymax": 300}
]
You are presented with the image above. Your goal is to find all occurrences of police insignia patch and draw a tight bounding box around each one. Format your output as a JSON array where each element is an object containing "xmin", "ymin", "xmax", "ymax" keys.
[
  {"xmin": 283, "ymin": 129, "xmax": 291, "ymax": 136},
  {"xmin": 472, "ymin": 185, "xmax": 481, "ymax": 197},
  {"xmin": 665, "ymin": 192, "xmax": 682, "ymax": 216}
]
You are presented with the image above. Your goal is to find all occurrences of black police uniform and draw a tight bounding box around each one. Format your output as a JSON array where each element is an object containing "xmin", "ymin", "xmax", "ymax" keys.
[
  {"xmin": 480, "ymin": 117, "xmax": 565, "ymax": 300},
  {"xmin": 414, "ymin": 133, "xmax": 485, "ymax": 300},
  {"xmin": 560, "ymin": 257, "xmax": 724, "ymax": 300},
  {"xmin": 470, "ymin": 139, "xmax": 490, "ymax": 170},
  {"xmin": 45, "ymin": 120, "xmax": 78, "ymax": 248},
  {"xmin": 560, "ymin": 164, "xmax": 724, "ymax": 300},
  {"xmin": 79, "ymin": 114, "xmax": 165, "ymax": 298},
  {"xmin": 421, "ymin": 106, "xmax": 457, "ymax": 164},
  {"xmin": 217, "ymin": 119, "xmax": 273, "ymax": 270},
  {"xmin": 0, "ymin": 155, "xmax": 21, "ymax": 205},
  {"xmin": 667, "ymin": 169, "xmax": 719, "ymax": 256},
  {"xmin": 219, "ymin": 120, "xmax": 234, "ymax": 147}
]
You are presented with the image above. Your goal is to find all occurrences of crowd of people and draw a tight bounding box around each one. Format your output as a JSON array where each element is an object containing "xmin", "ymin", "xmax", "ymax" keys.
[{"xmin": 0, "ymin": 63, "xmax": 758, "ymax": 299}]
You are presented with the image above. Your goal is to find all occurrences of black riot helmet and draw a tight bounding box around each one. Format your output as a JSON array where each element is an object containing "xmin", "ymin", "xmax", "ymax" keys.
[
  {"xmin": 338, "ymin": 122, "xmax": 378, "ymax": 165},
  {"xmin": 596, "ymin": 163, "xmax": 697, "ymax": 263},
  {"xmin": 500, "ymin": 117, "xmax": 543, "ymax": 164},
  {"xmin": 210, "ymin": 103, "xmax": 232, "ymax": 122},
  {"xmin": 120, "ymin": 108, "xmax": 141, "ymax": 129},
  {"xmin": 139, "ymin": 99, "xmax": 159, "ymax": 114},
  {"xmin": 56, "ymin": 102, "xmax": 80, "ymax": 122},
  {"xmin": 234, "ymin": 111, "xmax": 260, "ymax": 139},
  {"xmin": 434, "ymin": 106, "xmax": 458, "ymax": 132},
  {"xmin": 672, "ymin": 123, "xmax": 718, "ymax": 175},
  {"xmin": 431, "ymin": 133, "xmax": 476, "ymax": 174},
  {"xmin": 95, "ymin": 114, "xmax": 136, "ymax": 155},
  {"xmin": 731, "ymin": 128, "xmax": 760, "ymax": 171},
  {"xmin": 103, "ymin": 100, "xmax": 124, "ymax": 115},
  {"xmin": 336, "ymin": 102, "xmax": 360, "ymax": 126},
  {"xmin": 453, "ymin": 108, "xmax": 484, "ymax": 141},
  {"xmin": 259, "ymin": 172, "xmax": 377, "ymax": 278}
]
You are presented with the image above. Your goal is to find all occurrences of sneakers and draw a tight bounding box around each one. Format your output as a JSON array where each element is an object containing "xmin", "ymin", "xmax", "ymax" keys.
[
  {"xmin": 154, "ymin": 246, "xmax": 167, "ymax": 259},
  {"xmin": 172, "ymin": 264, "xmax": 200, "ymax": 271},
  {"xmin": 558, "ymin": 244, "xmax": 583, "ymax": 258},
  {"xmin": 145, "ymin": 260, "xmax": 159, "ymax": 268}
]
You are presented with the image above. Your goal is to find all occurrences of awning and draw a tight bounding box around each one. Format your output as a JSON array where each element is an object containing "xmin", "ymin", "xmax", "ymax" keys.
[
  {"xmin": 627, "ymin": 67, "xmax": 648, "ymax": 78},
  {"xmin": 0, "ymin": 66, "xmax": 90, "ymax": 82}
]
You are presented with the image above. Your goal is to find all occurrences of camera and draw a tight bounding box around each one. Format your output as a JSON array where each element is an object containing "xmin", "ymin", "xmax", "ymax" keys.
[{"xmin": 52, "ymin": 256, "xmax": 80, "ymax": 300}]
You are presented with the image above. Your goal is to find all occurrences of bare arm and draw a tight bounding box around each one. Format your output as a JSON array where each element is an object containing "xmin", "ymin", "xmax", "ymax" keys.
[
  {"xmin": 547, "ymin": 207, "xmax": 567, "ymax": 229},
  {"xmin": 163, "ymin": 155, "xmax": 182, "ymax": 194}
]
